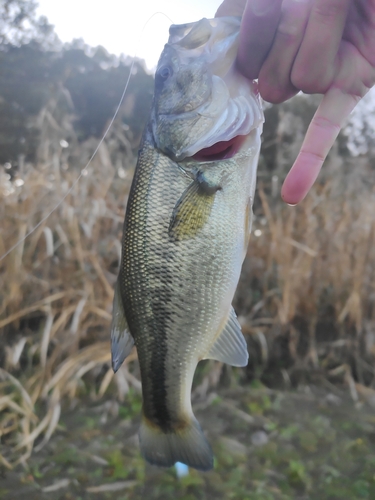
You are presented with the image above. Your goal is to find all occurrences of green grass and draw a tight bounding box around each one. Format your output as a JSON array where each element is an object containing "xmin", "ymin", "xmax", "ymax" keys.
[{"xmin": 3, "ymin": 385, "xmax": 375, "ymax": 499}]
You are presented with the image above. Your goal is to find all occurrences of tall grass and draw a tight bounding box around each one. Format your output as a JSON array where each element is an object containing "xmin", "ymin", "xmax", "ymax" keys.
[{"xmin": 1, "ymin": 116, "xmax": 375, "ymax": 467}]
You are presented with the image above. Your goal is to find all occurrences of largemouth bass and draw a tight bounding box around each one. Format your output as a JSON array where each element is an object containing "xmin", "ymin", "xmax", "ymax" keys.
[{"xmin": 111, "ymin": 16, "xmax": 263, "ymax": 471}]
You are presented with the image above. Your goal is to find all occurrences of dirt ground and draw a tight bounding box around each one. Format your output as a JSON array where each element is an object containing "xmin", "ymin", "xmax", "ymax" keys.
[{"xmin": 2, "ymin": 384, "xmax": 375, "ymax": 500}]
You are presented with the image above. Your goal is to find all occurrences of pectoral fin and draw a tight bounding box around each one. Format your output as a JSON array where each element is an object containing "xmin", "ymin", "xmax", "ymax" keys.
[
  {"xmin": 111, "ymin": 279, "xmax": 134, "ymax": 373},
  {"xmin": 169, "ymin": 172, "xmax": 220, "ymax": 241},
  {"xmin": 204, "ymin": 307, "xmax": 248, "ymax": 367}
]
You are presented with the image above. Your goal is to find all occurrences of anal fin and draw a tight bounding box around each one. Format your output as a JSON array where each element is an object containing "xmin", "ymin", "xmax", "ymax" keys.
[
  {"xmin": 111, "ymin": 279, "xmax": 134, "ymax": 373},
  {"xmin": 204, "ymin": 307, "xmax": 248, "ymax": 367}
]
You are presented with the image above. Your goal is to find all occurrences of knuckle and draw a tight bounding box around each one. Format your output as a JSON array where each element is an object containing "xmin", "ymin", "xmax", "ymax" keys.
[
  {"xmin": 291, "ymin": 67, "xmax": 329, "ymax": 94},
  {"xmin": 277, "ymin": 30, "xmax": 300, "ymax": 48},
  {"xmin": 313, "ymin": 115, "xmax": 341, "ymax": 133},
  {"xmin": 313, "ymin": 0, "xmax": 346, "ymax": 24},
  {"xmin": 300, "ymin": 149, "xmax": 326, "ymax": 164},
  {"xmin": 258, "ymin": 80, "xmax": 296, "ymax": 104},
  {"xmin": 278, "ymin": 21, "xmax": 300, "ymax": 39}
]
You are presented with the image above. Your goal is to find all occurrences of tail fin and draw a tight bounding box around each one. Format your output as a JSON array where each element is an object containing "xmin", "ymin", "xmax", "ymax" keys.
[{"xmin": 139, "ymin": 415, "xmax": 213, "ymax": 471}]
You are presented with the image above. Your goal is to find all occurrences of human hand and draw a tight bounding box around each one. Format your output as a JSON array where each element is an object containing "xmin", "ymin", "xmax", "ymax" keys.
[{"xmin": 216, "ymin": 0, "xmax": 375, "ymax": 204}]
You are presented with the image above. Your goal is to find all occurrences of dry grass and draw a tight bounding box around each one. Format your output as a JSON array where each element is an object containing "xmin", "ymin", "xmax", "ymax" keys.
[
  {"xmin": 239, "ymin": 155, "xmax": 375, "ymax": 384},
  {"xmin": 1, "ymin": 114, "xmax": 375, "ymax": 467},
  {"xmin": 0, "ymin": 120, "xmax": 140, "ymax": 467}
]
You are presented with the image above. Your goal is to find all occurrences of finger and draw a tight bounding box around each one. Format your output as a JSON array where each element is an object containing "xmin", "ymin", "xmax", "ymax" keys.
[
  {"xmin": 291, "ymin": 0, "xmax": 351, "ymax": 93},
  {"xmin": 236, "ymin": 0, "xmax": 283, "ymax": 80},
  {"xmin": 281, "ymin": 88, "xmax": 361, "ymax": 204},
  {"xmin": 257, "ymin": 0, "xmax": 312, "ymax": 103},
  {"xmin": 215, "ymin": 0, "xmax": 247, "ymax": 17}
]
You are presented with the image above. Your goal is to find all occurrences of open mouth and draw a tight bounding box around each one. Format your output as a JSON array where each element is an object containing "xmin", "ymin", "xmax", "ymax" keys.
[{"xmin": 192, "ymin": 135, "xmax": 245, "ymax": 162}]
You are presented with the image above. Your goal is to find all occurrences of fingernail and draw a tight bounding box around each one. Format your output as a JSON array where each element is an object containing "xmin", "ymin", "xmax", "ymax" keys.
[{"xmin": 251, "ymin": 0, "xmax": 277, "ymax": 16}]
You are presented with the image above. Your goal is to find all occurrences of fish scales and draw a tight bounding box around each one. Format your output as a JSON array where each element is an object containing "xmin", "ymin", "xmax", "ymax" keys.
[
  {"xmin": 111, "ymin": 16, "xmax": 264, "ymax": 471},
  {"xmin": 122, "ymin": 130, "xmax": 244, "ymax": 423}
]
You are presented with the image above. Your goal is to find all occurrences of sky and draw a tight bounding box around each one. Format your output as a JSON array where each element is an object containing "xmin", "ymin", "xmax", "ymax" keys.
[{"xmin": 36, "ymin": 0, "xmax": 223, "ymax": 69}]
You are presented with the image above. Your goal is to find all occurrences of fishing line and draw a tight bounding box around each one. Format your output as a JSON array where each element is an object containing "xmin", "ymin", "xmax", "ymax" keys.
[{"xmin": 0, "ymin": 11, "xmax": 174, "ymax": 263}]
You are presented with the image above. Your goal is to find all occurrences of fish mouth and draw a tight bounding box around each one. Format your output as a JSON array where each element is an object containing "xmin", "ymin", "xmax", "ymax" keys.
[{"xmin": 192, "ymin": 135, "xmax": 246, "ymax": 162}]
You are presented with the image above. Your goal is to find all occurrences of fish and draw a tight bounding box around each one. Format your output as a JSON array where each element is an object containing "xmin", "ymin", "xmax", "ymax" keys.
[{"xmin": 110, "ymin": 16, "xmax": 264, "ymax": 471}]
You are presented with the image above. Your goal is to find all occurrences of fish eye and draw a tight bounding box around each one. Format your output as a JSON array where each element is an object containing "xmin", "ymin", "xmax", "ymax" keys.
[{"xmin": 156, "ymin": 65, "xmax": 173, "ymax": 82}]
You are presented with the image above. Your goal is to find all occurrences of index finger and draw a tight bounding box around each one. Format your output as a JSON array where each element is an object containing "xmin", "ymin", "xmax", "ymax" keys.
[{"xmin": 281, "ymin": 88, "xmax": 361, "ymax": 204}]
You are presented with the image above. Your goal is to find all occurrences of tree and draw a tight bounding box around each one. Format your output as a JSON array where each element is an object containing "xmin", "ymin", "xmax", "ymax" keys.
[{"xmin": 0, "ymin": 0, "xmax": 55, "ymax": 47}]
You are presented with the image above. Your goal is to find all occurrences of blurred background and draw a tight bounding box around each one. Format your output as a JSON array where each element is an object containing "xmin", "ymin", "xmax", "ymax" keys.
[{"xmin": 1, "ymin": 1, "xmax": 375, "ymax": 498}]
